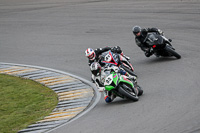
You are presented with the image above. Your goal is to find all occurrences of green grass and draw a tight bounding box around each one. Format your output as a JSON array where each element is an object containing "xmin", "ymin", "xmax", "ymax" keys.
[{"xmin": 0, "ymin": 74, "xmax": 58, "ymax": 133}]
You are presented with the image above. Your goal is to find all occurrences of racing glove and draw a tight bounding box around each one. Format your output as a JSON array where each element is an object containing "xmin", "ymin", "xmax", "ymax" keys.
[
  {"xmin": 157, "ymin": 29, "xmax": 164, "ymax": 35},
  {"xmin": 98, "ymin": 87, "xmax": 105, "ymax": 92}
]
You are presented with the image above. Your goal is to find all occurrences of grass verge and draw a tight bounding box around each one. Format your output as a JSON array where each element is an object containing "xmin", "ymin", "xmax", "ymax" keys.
[{"xmin": 0, "ymin": 74, "xmax": 58, "ymax": 133}]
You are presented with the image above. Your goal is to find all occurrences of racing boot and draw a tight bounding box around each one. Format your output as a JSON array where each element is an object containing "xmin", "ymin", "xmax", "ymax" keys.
[{"xmin": 104, "ymin": 91, "xmax": 116, "ymax": 103}]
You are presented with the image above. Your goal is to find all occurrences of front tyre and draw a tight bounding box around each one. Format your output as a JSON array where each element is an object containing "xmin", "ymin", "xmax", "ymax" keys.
[
  {"xmin": 118, "ymin": 85, "xmax": 139, "ymax": 101},
  {"xmin": 136, "ymin": 85, "xmax": 143, "ymax": 96},
  {"xmin": 165, "ymin": 46, "xmax": 181, "ymax": 59}
]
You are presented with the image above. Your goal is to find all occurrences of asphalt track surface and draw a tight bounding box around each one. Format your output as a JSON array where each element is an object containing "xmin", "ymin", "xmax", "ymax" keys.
[{"xmin": 0, "ymin": 0, "xmax": 200, "ymax": 133}]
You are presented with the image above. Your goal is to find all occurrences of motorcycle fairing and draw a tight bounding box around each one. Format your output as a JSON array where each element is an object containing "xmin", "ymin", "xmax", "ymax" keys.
[{"xmin": 102, "ymin": 51, "xmax": 119, "ymax": 66}]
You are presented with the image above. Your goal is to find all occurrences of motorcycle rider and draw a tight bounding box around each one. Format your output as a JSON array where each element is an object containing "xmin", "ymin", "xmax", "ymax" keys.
[
  {"xmin": 85, "ymin": 46, "xmax": 137, "ymax": 83},
  {"xmin": 132, "ymin": 25, "xmax": 170, "ymax": 57},
  {"xmin": 85, "ymin": 46, "xmax": 130, "ymax": 66},
  {"xmin": 90, "ymin": 62, "xmax": 136, "ymax": 103}
]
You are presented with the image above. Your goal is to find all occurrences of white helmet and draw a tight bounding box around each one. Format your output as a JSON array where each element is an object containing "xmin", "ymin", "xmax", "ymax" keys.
[
  {"xmin": 85, "ymin": 48, "xmax": 96, "ymax": 61},
  {"xmin": 90, "ymin": 62, "xmax": 101, "ymax": 76}
]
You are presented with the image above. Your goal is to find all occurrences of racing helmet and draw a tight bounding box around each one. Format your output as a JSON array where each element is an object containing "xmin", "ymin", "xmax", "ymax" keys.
[
  {"xmin": 90, "ymin": 62, "xmax": 101, "ymax": 76},
  {"xmin": 85, "ymin": 48, "xmax": 96, "ymax": 61},
  {"xmin": 132, "ymin": 26, "xmax": 141, "ymax": 36}
]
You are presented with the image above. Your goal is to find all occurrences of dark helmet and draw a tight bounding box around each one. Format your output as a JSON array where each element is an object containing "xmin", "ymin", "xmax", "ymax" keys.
[
  {"xmin": 132, "ymin": 26, "xmax": 141, "ymax": 36},
  {"xmin": 111, "ymin": 46, "xmax": 121, "ymax": 53}
]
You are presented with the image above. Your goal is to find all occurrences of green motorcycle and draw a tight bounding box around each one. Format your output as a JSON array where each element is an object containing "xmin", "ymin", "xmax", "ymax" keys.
[{"xmin": 104, "ymin": 71, "xmax": 143, "ymax": 101}]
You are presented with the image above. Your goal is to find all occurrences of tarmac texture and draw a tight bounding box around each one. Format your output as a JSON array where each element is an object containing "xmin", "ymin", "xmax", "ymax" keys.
[{"xmin": 1, "ymin": 0, "xmax": 200, "ymax": 133}]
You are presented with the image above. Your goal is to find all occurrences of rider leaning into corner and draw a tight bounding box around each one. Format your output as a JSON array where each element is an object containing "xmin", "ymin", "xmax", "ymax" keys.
[
  {"xmin": 85, "ymin": 46, "xmax": 136, "ymax": 103},
  {"xmin": 90, "ymin": 62, "xmax": 136, "ymax": 103},
  {"xmin": 85, "ymin": 46, "xmax": 130, "ymax": 66},
  {"xmin": 85, "ymin": 46, "xmax": 136, "ymax": 79},
  {"xmin": 132, "ymin": 25, "xmax": 172, "ymax": 57}
]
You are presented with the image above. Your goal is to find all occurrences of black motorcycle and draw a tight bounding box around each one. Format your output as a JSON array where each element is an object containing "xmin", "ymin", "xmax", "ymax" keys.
[{"xmin": 144, "ymin": 32, "xmax": 181, "ymax": 59}]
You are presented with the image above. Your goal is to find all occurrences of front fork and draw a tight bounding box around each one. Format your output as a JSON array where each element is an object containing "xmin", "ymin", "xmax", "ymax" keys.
[
  {"xmin": 122, "ymin": 84, "xmax": 138, "ymax": 96},
  {"xmin": 162, "ymin": 35, "xmax": 175, "ymax": 49}
]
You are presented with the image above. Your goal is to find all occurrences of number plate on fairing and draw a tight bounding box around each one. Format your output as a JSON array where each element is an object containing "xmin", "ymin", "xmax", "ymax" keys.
[
  {"xmin": 104, "ymin": 54, "xmax": 112, "ymax": 62},
  {"xmin": 104, "ymin": 75, "xmax": 113, "ymax": 86}
]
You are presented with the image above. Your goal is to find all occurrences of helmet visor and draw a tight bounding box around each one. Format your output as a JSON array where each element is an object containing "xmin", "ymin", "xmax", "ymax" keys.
[
  {"xmin": 133, "ymin": 26, "xmax": 141, "ymax": 36},
  {"xmin": 92, "ymin": 70, "xmax": 98, "ymax": 76},
  {"xmin": 135, "ymin": 32, "xmax": 141, "ymax": 36},
  {"xmin": 91, "ymin": 67, "xmax": 101, "ymax": 76}
]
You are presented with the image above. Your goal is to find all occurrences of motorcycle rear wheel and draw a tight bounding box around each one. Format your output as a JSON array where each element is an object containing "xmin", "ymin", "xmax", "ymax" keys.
[
  {"xmin": 118, "ymin": 85, "xmax": 139, "ymax": 101},
  {"xmin": 121, "ymin": 64, "xmax": 137, "ymax": 77}
]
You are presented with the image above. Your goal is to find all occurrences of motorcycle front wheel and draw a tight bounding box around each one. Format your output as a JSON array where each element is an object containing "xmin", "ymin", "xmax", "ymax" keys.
[
  {"xmin": 165, "ymin": 46, "xmax": 181, "ymax": 59},
  {"xmin": 136, "ymin": 85, "xmax": 143, "ymax": 96},
  {"xmin": 118, "ymin": 85, "xmax": 139, "ymax": 101}
]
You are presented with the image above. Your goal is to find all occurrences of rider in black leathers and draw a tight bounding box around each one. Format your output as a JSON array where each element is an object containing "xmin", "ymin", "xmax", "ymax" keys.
[
  {"xmin": 85, "ymin": 46, "xmax": 136, "ymax": 84},
  {"xmin": 85, "ymin": 46, "xmax": 129, "ymax": 66},
  {"xmin": 132, "ymin": 25, "xmax": 168, "ymax": 57}
]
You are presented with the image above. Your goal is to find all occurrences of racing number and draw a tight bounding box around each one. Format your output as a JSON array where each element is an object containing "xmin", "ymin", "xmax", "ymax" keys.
[
  {"xmin": 104, "ymin": 54, "xmax": 111, "ymax": 62},
  {"xmin": 106, "ymin": 77, "xmax": 112, "ymax": 85}
]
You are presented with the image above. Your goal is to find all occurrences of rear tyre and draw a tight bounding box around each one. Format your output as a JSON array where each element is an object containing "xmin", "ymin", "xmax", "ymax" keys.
[
  {"xmin": 118, "ymin": 85, "xmax": 139, "ymax": 101},
  {"xmin": 121, "ymin": 64, "xmax": 138, "ymax": 77},
  {"xmin": 165, "ymin": 46, "xmax": 181, "ymax": 59}
]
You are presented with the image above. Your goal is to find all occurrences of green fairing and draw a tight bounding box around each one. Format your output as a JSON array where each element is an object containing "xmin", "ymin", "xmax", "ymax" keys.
[
  {"xmin": 105, "ymin": 73, "xmax": 134, "ymax": 91},
  {"xmin": 105, "ymin": 73, "xmax": 118, "ymax": 91},
  {"xmin": 105, "ymin": 85, "xmax": 115, "ymax": 91},
  {"xmin": 113, "ymin": 73, "xmax": 118, "ymax": 85},
  {"xmin": 119, "ymin": 76, "xmax": 134, "ymax": 88}
]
